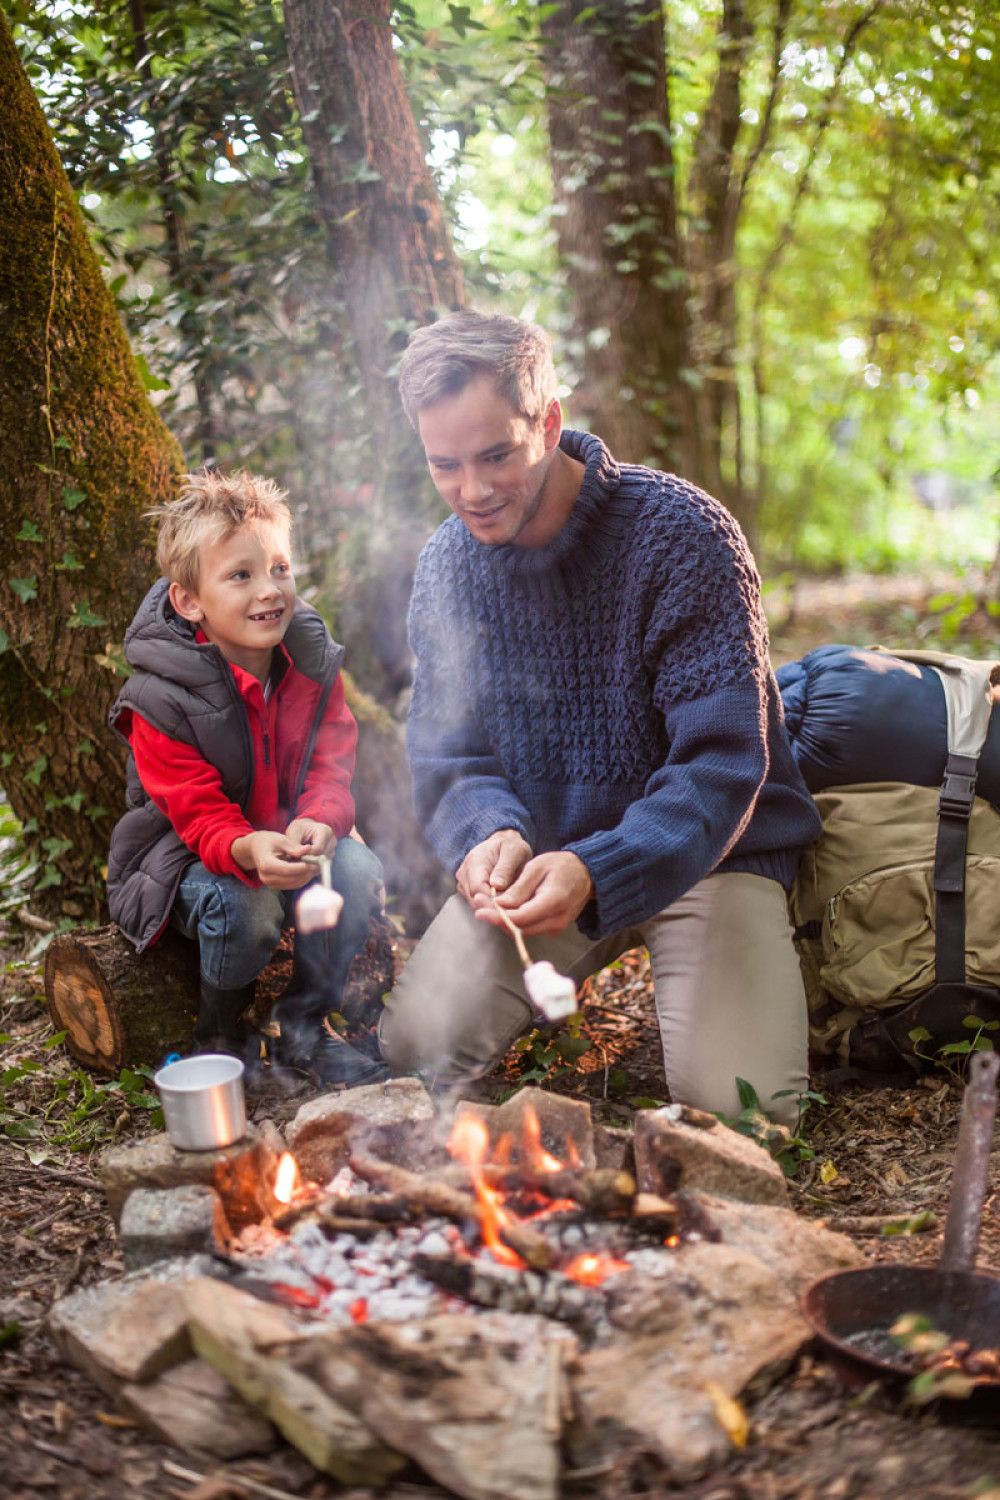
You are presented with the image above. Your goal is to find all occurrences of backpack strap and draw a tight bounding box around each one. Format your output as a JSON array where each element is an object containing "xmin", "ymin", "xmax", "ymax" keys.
[{"xmin": 892, "ymin": 654, "xmax": 999, "ymax": 985}]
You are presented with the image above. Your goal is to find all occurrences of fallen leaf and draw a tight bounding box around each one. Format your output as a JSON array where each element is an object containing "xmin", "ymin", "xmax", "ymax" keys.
[
  {"xmin": 703, "ymin": 1379, "xmax": 749, "ymax": 1447},
  {"xmin": 96, "ymin": 1410, "xmax": 137, "ymax": 1428},
  {"xmin": 820, "ymin": 1159, "xmax": 839, "ymax": 1184}
]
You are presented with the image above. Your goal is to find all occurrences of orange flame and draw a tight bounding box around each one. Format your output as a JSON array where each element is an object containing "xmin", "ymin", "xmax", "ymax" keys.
[
  {"xmin": 273, "ymin": 1152, "xmax": 298, "ymax": 1205},
  {"xmin": 520, "ymin": 1104, "xmax": 563, "ymax": 1172},
  {"xmin": 448, "ymin": 1115, "xmax": 525, "ymax": 1268}
]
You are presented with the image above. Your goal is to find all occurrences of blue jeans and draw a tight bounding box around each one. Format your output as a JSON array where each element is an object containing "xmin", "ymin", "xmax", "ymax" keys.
[{"xmin": 171, "ymin": 839, "xmax": 384, "ymax": 1007}]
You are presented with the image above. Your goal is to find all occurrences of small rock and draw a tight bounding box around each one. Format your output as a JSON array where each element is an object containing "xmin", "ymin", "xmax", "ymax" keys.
[
  {"xmin": 634, "ymin": 1110, "xmax": 789, "ymax": 1206},
  {"xmin": 99, "ymin": 1125, "xmax": 274, "ymax": 1229},
  {"xmin": 47, "ymin": 1272, "xmax": 196, "ymax": 1397},
  {"xmin": 120, "ymin": 1184, "xmax": 231, "ymax": 1270},
  {"xmin": 118, "ymin": 1357, "xmax": 277, "ymax": 1458}
]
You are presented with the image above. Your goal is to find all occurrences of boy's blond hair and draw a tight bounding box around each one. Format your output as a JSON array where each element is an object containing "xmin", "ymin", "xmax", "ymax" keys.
[{"xmin": 152, "ymin": 470, "xmax": 292, "ymax": 594}]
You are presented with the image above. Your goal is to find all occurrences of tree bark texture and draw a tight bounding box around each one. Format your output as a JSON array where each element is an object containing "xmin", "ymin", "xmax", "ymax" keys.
[
  {"xmin": 283, "ymin": 0, "xmax": 463, "ymax": 704},
  {"xmin": 541, "ymin": 0, "xmax": 719, "ymax": 492},
  {"xmin": 0, "ymin": 13, "xmax": 184, "ymax": 912}
]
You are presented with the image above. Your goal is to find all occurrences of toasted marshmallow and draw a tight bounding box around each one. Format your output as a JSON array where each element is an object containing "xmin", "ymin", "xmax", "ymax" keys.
[
  {"xmin": 296, "ymin": 884, "xmax": 344, "ymax": 934},
  {"xmin": 523, "ymin": 960, "xmax": 578, "ymax": 1022}
]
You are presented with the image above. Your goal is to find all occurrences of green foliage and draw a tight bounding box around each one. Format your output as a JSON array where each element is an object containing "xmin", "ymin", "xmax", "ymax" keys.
[
  {"xmin": 0, "ymin": 1037, "xmax": 164, "ymax": 1149},
  {"xmin": 721, "ymin": 1077, "xmax": 828, "ymax": 1177},
  {"xmin": 909, "ymin": 1013, "xmax": 999, "ymax": 1082},
  {"xmin": 509, "ymin": 1011, "xmax": 593, "ymax": 1089}
]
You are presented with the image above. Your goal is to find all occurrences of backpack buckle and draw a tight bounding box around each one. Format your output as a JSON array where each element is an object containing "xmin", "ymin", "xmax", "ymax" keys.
[{"xmin": 939, "ymin": 769, "xmax": 977, "ymax": 818}]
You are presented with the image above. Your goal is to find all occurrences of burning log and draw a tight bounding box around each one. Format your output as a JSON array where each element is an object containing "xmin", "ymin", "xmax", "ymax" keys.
[
  {"xmin": 412, "ymin": 1250, "xmax": 608, "ymax": 1336},
  {"xmin": 481, "ymin": 1164, "xmax": 637, "ymax": 1217},
  {"xmin": 348, "ymin": 1149, "xmax": 555, "ymax": 1270}
]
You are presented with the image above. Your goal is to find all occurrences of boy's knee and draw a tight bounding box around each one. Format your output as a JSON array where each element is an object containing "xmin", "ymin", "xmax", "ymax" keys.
[{"xmin": 331, "ymin": 837, "xmax": 384, "ymax": 907}]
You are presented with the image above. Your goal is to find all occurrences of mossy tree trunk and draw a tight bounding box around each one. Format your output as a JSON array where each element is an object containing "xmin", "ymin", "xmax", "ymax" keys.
[{"xmin": 0, "ymin": 13, "xmax": 184, "ymax": 918}]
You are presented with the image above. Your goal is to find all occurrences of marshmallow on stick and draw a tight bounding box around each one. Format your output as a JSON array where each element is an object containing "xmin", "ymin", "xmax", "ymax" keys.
[
  {"xmin": 490, "ymin": 893, "xmax": 579, "ymax": 1023},
  {"xmin": 296, "ymin": 853, "xmax": 344, "ymax": 933}
]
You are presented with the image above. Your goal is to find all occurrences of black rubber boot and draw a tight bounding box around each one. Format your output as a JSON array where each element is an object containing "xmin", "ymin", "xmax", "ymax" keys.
[
  {"xmin": 194, "ymin": 978, "xmax": 260, "ymax": 1067},
  {"xmin": 274, "ymin": 1013, "xmax": 388, "ymax": 1089}
]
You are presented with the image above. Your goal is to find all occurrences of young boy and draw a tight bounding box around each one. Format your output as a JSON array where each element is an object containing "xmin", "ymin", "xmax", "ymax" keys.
[{"xmin": 106, "ymin": 469, "xmax": 386, "ymax": 1088}]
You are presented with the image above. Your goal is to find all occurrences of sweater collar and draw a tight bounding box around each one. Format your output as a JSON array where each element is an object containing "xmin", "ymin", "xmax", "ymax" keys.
[{"xmin": 477, "ymin": 428, "xmax": 625, "ymax": 580}]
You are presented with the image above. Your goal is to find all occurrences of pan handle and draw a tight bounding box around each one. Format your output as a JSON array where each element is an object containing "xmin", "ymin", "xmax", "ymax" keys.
[{"xmin": 941, "ymin": 1049, "xmax": 1000, "ymax": 1274}]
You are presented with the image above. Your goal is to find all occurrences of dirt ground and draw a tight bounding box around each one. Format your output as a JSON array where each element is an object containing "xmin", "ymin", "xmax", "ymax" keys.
[{"xmin": 4, "ymin": 574, "xmax": 1000, "ymax": 1500}]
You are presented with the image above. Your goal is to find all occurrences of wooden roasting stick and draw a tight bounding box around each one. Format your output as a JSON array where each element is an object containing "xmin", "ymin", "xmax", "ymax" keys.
[{"xmin": 348, "ymin": 1149, "xmax": 555, "ymax": 1271}]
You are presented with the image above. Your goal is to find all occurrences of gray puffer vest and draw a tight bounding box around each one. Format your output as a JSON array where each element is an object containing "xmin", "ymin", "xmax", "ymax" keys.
[{"xmin": 107, "ymin": 577, "xmax": 344, "ymax": 953}]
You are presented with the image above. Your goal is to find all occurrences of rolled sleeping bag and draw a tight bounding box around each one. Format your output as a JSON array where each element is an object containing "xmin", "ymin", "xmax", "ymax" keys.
[{"xmin": 775, "ymin": 643, "xmax": 1000, "ymax": 809}]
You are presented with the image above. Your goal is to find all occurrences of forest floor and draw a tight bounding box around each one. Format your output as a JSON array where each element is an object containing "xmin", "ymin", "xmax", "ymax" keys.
[{"xmin": 4, "ymin": 570, "xmax": 1000, "ymax": 1500}]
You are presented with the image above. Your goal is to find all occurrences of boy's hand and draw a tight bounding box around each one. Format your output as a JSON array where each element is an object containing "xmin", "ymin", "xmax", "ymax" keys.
[
  {"xmin": 285, "ymin": 818, "xmax": 336, "ymax": 858},
  {"xmin": 476, "ymin": 851, "xmax": 594, "ymax": 937},
  {"xmin": 456, "ymin": 829, "xmax": 532, "ymax": 908},
  {"xmin": 231, "ymin": 830, "xmax": 316, "ymax": 890}
]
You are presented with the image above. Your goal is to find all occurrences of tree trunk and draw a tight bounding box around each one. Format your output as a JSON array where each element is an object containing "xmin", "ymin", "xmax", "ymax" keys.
[
  {"xmin": 0, "ymin": 13, "xmax": 184, "ymax": 915},
  {"xmin": 283, "ymin": 0, "xmax": 464, "ymax": 704},
  {"xmin": 541, "ymin": 0, "xmax": 718, "ymax": 491},
  {"xmin": 282, "ymin": 0, "xmax": 461, "ymax": 926}
]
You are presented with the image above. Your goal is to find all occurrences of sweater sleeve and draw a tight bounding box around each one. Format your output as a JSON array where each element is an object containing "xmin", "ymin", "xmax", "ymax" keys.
[
  {"xmin": 407, "ymin": 552, "xmax": 536, "ymax": 872},
  {"xmin": 565, "ymin": 503, "xmax": 773, "ymax": 937},
  {"xmin": 292, "ymin": 673, "xmax": 357, "ymax": 837},
  {"xmin": 128, "ymin": 716, "xmax": 259, "ymax": 884}
]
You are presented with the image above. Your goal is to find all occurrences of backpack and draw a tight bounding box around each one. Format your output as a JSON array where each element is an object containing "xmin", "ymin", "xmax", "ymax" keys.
[{"xmin": 778, "ymin": 646, "xmax": 1000, "ymax": 1079}]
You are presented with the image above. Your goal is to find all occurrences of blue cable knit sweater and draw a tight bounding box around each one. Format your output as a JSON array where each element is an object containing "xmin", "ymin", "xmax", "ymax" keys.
[{"xmin": 406, "ymin": 429, "xmax": 822, "ymax": 939}]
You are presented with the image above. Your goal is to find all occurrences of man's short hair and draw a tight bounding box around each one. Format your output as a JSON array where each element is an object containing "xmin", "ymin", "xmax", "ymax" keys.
[
  {"xmin": 151, "ymin": 470, "xmax": 291, "ymax": 594},
  {"xmin": 397, "ymin": 311, "xmax": 558, "ymax": 429}
]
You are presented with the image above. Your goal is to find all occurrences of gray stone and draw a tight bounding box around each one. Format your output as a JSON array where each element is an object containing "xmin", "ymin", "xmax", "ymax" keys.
[
  {"xmin": 120, "ymin": 1183, "xmax": 231, "ymax": 1270},
  {"xmin": 454, "ymin": 1086, "xmax": 596, "ymax": 1169},
  {"xmin": 47, "ymin": 1272, "xmax": 195, "ymax": 1397},
  {"xmin": 570, "ymin": 1240, "xmax": 809, "ymax": 1478},
  {"xmin": 99, "ymin": 1124, "xmax": 275, "ymax": 1229},
  {"xmin": 118, "ymin": 1357, "xmax": 277, "ymax": 1459},
  {"xmin": 592, "ymin": 1123, "xmax": 635, "ymax": 1172},
  {"xmin": 634, "ymin": 1108, "xmax": 789, "ymax": 1205},
  {"xmin": 689, "ymin": 1191, "xmax": 866, "ymax": 1290},
  {"xmin": 301, "ymin": 1311, "xmax": 573, "ymax": 1500},
  {"xmin": 287, "ymin": 1076, "xmax": 438, "ymax": 1183}
]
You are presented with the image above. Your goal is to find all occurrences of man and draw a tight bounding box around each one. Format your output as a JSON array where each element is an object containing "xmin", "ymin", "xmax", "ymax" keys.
[{"xmin": 379, "ymin": 311, "xmax": 822, "ymax": 1124}]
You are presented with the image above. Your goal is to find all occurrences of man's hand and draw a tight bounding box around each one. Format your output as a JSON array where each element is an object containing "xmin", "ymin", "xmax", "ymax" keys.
[
  {"xmin": 479, "ymin": 851, "xmax": 594, "ymax": 937},
  {"xmin": 231, "ymin": 829, "xmax": 318, "ymax": 890},
  {"xmin": 285, "ymin": 818, "xmax": 336, "ymax": 858},
  {"xmin": 455, "ymin": 829, "xmax": 532, "ymax": 908}
]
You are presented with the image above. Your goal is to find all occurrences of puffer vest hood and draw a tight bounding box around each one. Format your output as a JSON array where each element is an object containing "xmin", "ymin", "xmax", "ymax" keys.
[{"xmin": 106, "ymin": 577, "xmax": 344, "ymax": 952}]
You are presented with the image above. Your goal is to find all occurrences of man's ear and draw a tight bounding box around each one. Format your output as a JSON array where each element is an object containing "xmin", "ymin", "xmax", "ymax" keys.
[
  {"xmin": 542, "ymin": 397, "xmax": 563, "ymax": 452},
  {"xmin": 168, "ymin": 579, "xmax": 204, "ymax": 623}
]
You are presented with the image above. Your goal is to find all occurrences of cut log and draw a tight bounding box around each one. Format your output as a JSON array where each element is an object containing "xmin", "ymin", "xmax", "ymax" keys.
[
  {"xmin": 44, "ymin": 914, "xmax": 398, "ymax": 1076},
  {"xmin": 45, "ymin": 925, "xmax": 199, "ymax": 1074}
]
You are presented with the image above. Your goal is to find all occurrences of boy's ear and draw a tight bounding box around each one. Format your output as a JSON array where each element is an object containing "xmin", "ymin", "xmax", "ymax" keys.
[{"xmin": 168, "ymin": 580, "xmax": 204, "ymax": 623}]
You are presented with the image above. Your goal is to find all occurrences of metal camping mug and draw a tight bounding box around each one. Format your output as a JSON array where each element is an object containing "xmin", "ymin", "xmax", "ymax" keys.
[{"xmin": 154, "ymin": 1053, "xmax": 247, "ymax": 1151}]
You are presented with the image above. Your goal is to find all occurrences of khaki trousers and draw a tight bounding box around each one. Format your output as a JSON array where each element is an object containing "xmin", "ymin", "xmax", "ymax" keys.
[{"xmin": 379, "ymin": 871, "xmax": 808, "ymax": 1126}]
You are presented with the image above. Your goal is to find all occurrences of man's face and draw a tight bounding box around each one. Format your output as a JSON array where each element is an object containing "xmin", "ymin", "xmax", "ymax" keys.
[
  {"xmin": 170, "ymin": 522, "xmax": 295, "ymax": 676},
  {"xmin": 417, "ymin": 375, "xmax": 561, "ymax": 547}
]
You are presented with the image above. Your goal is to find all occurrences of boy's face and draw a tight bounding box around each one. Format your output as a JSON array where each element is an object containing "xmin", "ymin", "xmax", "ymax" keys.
[{"xmin": 169, "ymin": 522, "xmax": 295, "ymax": 681}]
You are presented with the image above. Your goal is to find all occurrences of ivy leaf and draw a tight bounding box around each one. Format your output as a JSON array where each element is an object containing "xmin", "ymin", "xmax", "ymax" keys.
[
  {"xmin": 135, "ymin": 353, "xmax": 170, "ymax": 392},
  {"xmin": 62, "ymin": 485, "xmax": 87, "ymax": 511},
  {"xmin": 56, "ymin": 552, "xmax": 84, "ymax": 571},
  {"xmin": 67, "ymin": 600, "xmax": 108, "ymax": 629},
  {"xmin": 8, "ymin": 576, "xmax": 38, "ymax": 602},
  {"xmin": 53, "ymin": 435, "xmax": 72, "ymax": 450},
  {"xmin": 0, "ymin": 627, "xmax": 9, "ymax": 656},
  {"xmin": 16, "ymin": 521, "xmax": 44, "ymax": 543},
  {"xmin": 76, "ymin": 738, "xmax": 94, "ymax": 756},
  {"xmin": 24, "ymin": 754, "xmax": 48, "ymax": 787}
]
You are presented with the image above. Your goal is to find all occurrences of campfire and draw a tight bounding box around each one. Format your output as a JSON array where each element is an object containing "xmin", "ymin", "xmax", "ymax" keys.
[{"xmin": 49, "ymin": 1080, "xmax": 866, "ymax": 1498}]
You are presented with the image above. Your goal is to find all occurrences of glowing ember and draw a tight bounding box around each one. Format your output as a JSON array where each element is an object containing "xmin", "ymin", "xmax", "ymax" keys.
[
  {"xmin": 273, "ymin": 1152, "xmax": 298, "ymax": 1205},
  {"xmin": 665, "ymin": 1234, "xmax": 680, "ymax": 1248},
  {"xmin": 562, "ymin": 1251, "xmax": 630, "ymax": 1287}
]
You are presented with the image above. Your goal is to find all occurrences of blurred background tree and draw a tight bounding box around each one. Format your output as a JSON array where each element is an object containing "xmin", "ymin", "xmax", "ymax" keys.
[{"xmin": 4, "ymin": 0, "xmax": 1000, "ymax": 920}]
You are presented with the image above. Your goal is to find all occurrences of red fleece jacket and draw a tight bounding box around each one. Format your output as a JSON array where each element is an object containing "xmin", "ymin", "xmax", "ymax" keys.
[{"xmin": 126, "ymin": 640, "xmax": 357, "ymax": 885}]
